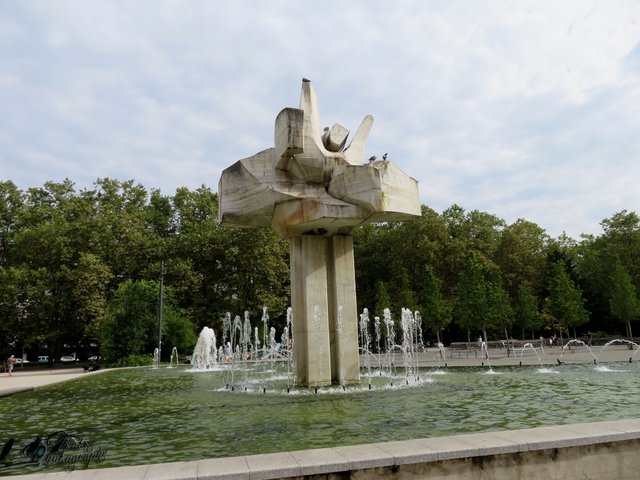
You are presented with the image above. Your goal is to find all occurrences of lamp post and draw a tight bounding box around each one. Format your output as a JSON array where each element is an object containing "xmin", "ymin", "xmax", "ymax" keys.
[{"xmin": 157, "ymin": 261, "xmax": 166, "ymax": 368}]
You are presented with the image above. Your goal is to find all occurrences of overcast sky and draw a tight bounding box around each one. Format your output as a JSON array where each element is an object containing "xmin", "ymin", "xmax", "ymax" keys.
[{"xmin": 1, "ymin": 1, "xmax": 639, "ymax": 239}]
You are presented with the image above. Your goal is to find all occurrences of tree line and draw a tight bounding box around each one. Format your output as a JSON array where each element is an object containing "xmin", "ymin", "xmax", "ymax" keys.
[{"xmin": 1, "ymin": 179, "xmax": 639, "ymax": 364}]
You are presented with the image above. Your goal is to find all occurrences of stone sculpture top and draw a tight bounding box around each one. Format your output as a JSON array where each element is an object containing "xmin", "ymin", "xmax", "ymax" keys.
[{"xmin": 218, "ymin": 79, "xmax": 420, "ymax": 238}]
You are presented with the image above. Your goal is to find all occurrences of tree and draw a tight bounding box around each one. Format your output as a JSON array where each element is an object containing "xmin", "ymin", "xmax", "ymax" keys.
[
  {"xmin": 0, "ymin": 180, "xmax": 24, "ymax": 267},
  {"xmin": 171, "ymin": 186, "xmax": 223, "ymax": 328},
  {"xmin": 99, "ymin": 279, "xmax": 195, "ymax": 364},
  {"xmin": 547, "ymin": 262, "xmax": 589, "ymax": 342},
  {"xmin": 455, "ymin": 253, "xmax": 487, "ymax": 344},
  {"xmin": 100, "ymin": 280, "xmax": 156, "ymax": 363},
  {"xmin": 374, "ymin": 280, "xmax": 392, "ymax": 320},
  {"xmin": 162, "ymin": 307, "xmax": 198, "ymax": 358},
  {"xmin": 577, "ymin": 211, "xmax": 640, "ymax": 334},
  {"xmin": 354, "ymin": 221, "xmax": 404, "ymax": 313},
  {"xmin": 72, "ymin": 253, "xmax": 112, "ymax": 341},
  {"xmin": 417, "ymin": 265, "xmax": 451, "ymax": 344},
  {"xmin": 609, "ymin": 260, "xmax": 640, "ymax": 339},
  {"xmin": 484, "ymin": 279, "xmax": 514, "ymax": 345},
  {"xmin": 394, "ymin": 266, "xmax": 417, "ymax": 314},
  {"xmin": 495, "ymin": 219, "xmax": 549, "ymax": 300},
  {"xmin": 221, "ymin": 227, "xmax": 290, "ymax": 329},
  {"xmin": 513, "ymin": 283, "xmax": 541, "ymax": 339},
  {"xmin": 92, "ymin": 178, "xmax": 153, "ymax": 282}
]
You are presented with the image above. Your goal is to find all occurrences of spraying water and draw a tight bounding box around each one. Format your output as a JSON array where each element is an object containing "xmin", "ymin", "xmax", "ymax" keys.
[
  {"xmin": 190, "ymin": 327, "xmax": 218, "ymax": 369},
  {"xmin": 152, "ymin": 348, "xmax": 159, "ymax": 369},
  {"xmin": 561, "ymin": 339, "xmax": 598, "ymax": 364},
  {"xmin": 519, "ymin": 343, "xmax": 543, "ymax": 368},
  {"xmin": 337, "ymin": 305, "xmax": 345, "ymax": 385},
  {"xmin": 168, "ymin": 347, "xmax": 179, "ymax": 368},
  {"xmin": 359, "ymin": 308, "xmax": 372, "ymax": 384},
  {"xmin": 601, "ymin": 339, "xmax": 640, "ymax": 362}
]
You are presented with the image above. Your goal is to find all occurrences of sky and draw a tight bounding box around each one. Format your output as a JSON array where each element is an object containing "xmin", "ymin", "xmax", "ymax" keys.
[{"xmin": 1, "ymin": 1, "xmax": 639, "ymax": 239}]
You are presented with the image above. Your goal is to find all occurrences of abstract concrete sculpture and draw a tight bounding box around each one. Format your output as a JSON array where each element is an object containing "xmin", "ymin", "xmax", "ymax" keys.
[{"xmin": 219, "ymin": 79, "xmax": 420, "ymax": 386}]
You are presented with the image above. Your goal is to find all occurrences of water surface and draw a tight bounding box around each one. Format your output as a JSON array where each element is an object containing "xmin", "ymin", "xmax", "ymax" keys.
[{"xmin": 1, "ymin": 362, "xmax": 639, "ymax": 475}]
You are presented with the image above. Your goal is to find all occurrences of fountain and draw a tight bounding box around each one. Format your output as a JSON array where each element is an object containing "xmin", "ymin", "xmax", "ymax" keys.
[
  {"xmin": 190, "ymin": 326, "xmax": 218, "ymax": 370},
  {"xmin": 4, "ymin": 349, "xmax": 640, "ymax": 476},
  {"xmin": 152, "ymin": 347, "xmax": 159, "ymax": 369},
  {"xmin": 218, "ymin": 80, "xmax": 421, "ymax": 386},
  {"xmin": 185, "ymin": 305, "xmax": 444, "ymax": 392},
  {"xmin": 359, "ymin": 308, "xmax": 372, "ymax": 385},
  {"xmin": 519, "ymin": 343, "xmax": 543, "ymax": 367},
  {"xmin": 4, "ymin": 303, "xmax": 640, "ymax": 476},
  {"xmin": 601, "ymin": 338, "xmax": 640, "ymax": 362},
  {"xmin": 517, "ymin": 342, "xmax": 557, "ymax": 373},
  {"xmin": 168, "ymin": 347, "xmax": 179, "ymax": 368},
  {"xmin": 561, "ymin": 339, "xmax": 599, "ymax": 364}
]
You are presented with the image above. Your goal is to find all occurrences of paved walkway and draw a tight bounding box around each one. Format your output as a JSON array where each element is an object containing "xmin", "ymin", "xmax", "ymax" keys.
[
  {"xmin": 421, "ymin": 343, "xmax": 638, "ymax": 368},
  {"xmin": 0, "ymin": 368, "xmax": 94, "ymax": 397}
]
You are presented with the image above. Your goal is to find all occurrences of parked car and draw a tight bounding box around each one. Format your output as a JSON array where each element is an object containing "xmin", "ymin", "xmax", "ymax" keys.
[
  {"xmin": 38, "ymin": 356, "xmax": 49, "ymax": 363},
  {"xmin": 14, "ymin": 358, "xmax": 30, "ymax": 364},
  {"xmin": 60, "ymin": 354, "xmax": 78, "ymax": 362}
]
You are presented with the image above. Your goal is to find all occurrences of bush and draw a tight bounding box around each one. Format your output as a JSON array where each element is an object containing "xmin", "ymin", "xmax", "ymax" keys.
[{"xmin": 125, "ymin": 354, "xmax": 154, "ymax": 367}]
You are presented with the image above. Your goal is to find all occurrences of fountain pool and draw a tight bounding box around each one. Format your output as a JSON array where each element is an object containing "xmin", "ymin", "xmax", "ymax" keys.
[{"xmin": 2, "ymin": 361, "xmax": 640, "ymax": 475}]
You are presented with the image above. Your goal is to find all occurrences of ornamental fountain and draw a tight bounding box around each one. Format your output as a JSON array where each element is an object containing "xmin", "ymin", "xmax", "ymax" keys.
[{"xmin": 218, "ymin": 79, "xmax": 421, "ymax": 386}]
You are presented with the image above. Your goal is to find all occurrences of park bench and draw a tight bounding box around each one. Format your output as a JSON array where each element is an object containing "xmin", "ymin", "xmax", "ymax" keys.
[{"xmin": 448, "ymin": 342, "xmax": 480, "ymax": 359}]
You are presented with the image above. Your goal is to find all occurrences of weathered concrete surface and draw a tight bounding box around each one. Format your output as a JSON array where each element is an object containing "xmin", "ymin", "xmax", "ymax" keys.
[
  {"xmin": 289, "ymin": 234, "xmax": 359, "ymax": 385},
  {"xmin": 218, "ymin": 81, "xmax": 421, "ymax": 238},
  {"xmin": 218, "ymin": 80, "xmax": 420, "ymax": 386},
  {"xmin": 7, "ymin": 419, "xmax": 640, "ymax": 479}
]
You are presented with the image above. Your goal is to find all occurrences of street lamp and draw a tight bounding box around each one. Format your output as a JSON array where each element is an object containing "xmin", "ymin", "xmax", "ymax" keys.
[{"xmin": 157, "ymin": 261, "xmax": 166, "ymax": 368}]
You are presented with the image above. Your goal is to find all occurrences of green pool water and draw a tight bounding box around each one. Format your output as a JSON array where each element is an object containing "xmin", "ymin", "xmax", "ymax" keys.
[{"xmin": 2, "ymin": 362, "xmax": 640, "ymax": 475}]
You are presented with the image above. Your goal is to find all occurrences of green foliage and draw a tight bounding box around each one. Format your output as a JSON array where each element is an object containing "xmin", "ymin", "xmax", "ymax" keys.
[
  {"xmin": 609, "ymin": 260, "xmax": 640, "ymax": 335},
  {"xmin": 455, "ymin": 252, "xmax": 487, "ymax": 336},
  {"xmin": 163, "ymin": 307, "xmax": 198, "ymax": 357},
  {"xmin": 514, "ymin": 283, "xmax": 541, "ymax": 336},
  {"xmin": 417, "ymin": 265, "xmax": 451, "ymax": 336},
  {"xmin": 374, "ymin": 281, "xmax": 391, "ymax": 320},
  {"xmin": 484, "ymin": 279, "xmax": 513, "ymax": 334},
  {"xmin": 100, "ymin": 280, "xmax": 159, "ymax": 363},
  {"xmin": 124, "ymin": 354, "xmax": 154, "ymax": 367},
  {"xmin": 495, "ymin": 219, "xmax": 549, "ymax": 298},
  {"xmin": 546, "ymin": 262, "xmax": 589, "ymax": 333},
  {"xmin": 2, "ymin": 177, "xmax": 640, "ymax": 355},
  {"xmin": 99, "ymin": 279, "xmax": 195, "ymax": 363}
]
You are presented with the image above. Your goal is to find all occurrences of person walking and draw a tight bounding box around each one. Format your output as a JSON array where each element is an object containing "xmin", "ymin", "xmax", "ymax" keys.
[{"xmin": 7, "ymin": 355, "xmax": 16, "ymax": 376}]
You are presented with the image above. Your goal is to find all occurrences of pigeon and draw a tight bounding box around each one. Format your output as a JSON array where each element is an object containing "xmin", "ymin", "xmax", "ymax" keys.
[
  {"xmin": 368, "ymin": 156, "xmax": 376, "ymax": 163},
  {"xmin": 382, "ymin": 153, "xmax": 388, "ymax": 160},
  {"xmin": 302, "ymin": 78, "xmax": 311, "ymax": 83}
]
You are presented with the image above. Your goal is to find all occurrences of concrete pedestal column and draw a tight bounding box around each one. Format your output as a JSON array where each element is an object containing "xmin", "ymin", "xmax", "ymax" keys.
[
  {"xmin": 290, "ymin": 234, "xmax": 361, "ymax": 386},
  {"xmin": 290, "ymin": 235, "xmax": 332, "ymax": 386},
  {"xmin": 326, "ymin": 235, "xmax": 360, "ymax": 384}
]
